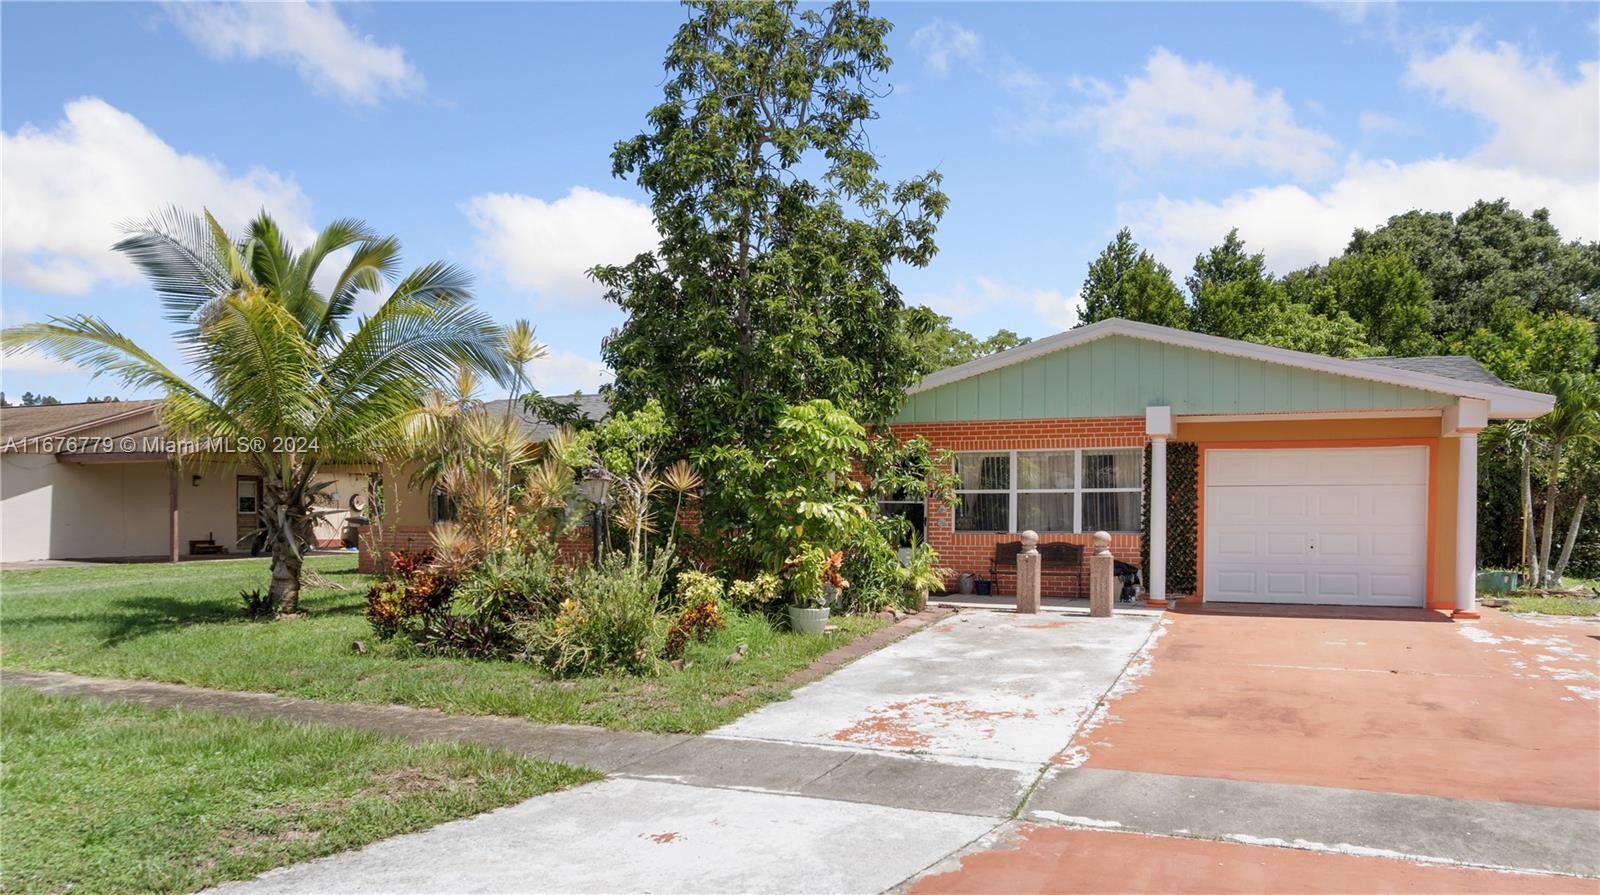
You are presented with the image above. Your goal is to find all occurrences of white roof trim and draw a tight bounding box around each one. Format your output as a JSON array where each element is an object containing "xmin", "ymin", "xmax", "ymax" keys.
[{"xmin": 909, "ymin": 318, "xmax": 1554, "ymax": 420}]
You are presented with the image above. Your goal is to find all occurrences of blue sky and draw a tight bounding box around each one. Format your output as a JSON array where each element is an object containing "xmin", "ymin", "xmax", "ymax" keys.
[{"xmin": 3, "ymin": 1, "xmax": 1597, "ymax": 402}]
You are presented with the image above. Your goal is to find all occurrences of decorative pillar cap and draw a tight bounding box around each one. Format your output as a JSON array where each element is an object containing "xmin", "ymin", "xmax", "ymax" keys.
[
  {"xmin": 1020, "ymin": 530, "xmax": 1039, "ymax": 553},
  {"xmin": 1092, "ymin": 531, "xmax": 1112, "ymax": 555}
]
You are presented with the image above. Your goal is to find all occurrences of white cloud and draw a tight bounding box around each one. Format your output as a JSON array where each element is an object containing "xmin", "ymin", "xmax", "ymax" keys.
[
  {"xmin": 529, "ymin": 350, "xmax": 611, "ymax": 395},
  {"xmin": 165, "ymin": 2, "xmax": 422, "ymax": 105},
  {"xmin": 1066, "ymin": 50, "xmax": 1339, "ymax": 180},
  {"xmin": 1122, "ymin": 37, "xmax": 1600, "ymax": 275},
  {"xmin": 1122, "ymin": 156, "xmax": 1599, "ymax": 276},
  {"xmin": 911, "ymin": 19, "xmax": 981, "ymax": 76},
  {"xmin": 0, "ymin": 310, "xmax": 80, "ymax": 375},
  {"xmin": 1, "ymin": 98, "xmax": 312, "ymax": 294},
  {"xmin": 1406, "ymin": 37, "xmax": 1599, "ymax": 179},
  {"xmin": 463, "ymin": 187, "xmax": 658, "ymax": 303},
  {"xmin": 916, "ymin": 276, "xmax": 1080, "ymax": 332},
  {"xmin": 1357, "ymin": 111, "xmax": 1411, "ymax": 135}
]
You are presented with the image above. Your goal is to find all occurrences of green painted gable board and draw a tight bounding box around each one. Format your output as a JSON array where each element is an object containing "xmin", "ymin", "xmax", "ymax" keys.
[{"xmin": 894, "ymin": 335, "xmax": 1454, "ymax": 423}]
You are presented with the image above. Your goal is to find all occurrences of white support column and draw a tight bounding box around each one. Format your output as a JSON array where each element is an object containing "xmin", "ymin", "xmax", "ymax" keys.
[
  {"xmin": 1455, "ymin": 431, "xmax": 1479, "ymax": 618},
  {"xmin": 1145, "ymin": 406, "xmax": 1175, "ymax": 608},
  {"xmin": 1443, "ymin": 398, "xmax": 1488, "ymax": 619},
  {"xmin": 1150, "ymin": 436, "xmax": 1168, "ymax": 607}
]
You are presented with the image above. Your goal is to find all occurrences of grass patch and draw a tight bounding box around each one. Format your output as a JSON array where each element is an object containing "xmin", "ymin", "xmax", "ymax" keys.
[
  {"xmin": 0, "ymin": 556, "xmax": 885, "ymax": 733},
  {"xmin": 0, "ymin": 688, "xmax": 596, "ymax": 895},
  {"xmin": 1500, "ymin": 595, "xmax": 1600, "ymax": 617}
]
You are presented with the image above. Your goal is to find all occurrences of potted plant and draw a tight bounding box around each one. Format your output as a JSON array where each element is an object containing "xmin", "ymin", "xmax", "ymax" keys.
[
  {"xmin": 899, "ymin": 535, "xmax": 950, "ymax": 612},
  {"xmin": 786, "ymin": 547, "xmax": 846, "ymax": 634}
]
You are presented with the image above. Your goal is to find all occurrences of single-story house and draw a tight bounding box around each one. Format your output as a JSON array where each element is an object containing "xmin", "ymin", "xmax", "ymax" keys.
[
  {"xmin": 0, "ymin": 400, "xmax": 373, "ymax": 563},
  {"xmin": 885, "ymin": 318, "xmax": 1553, "ymax": 617}
]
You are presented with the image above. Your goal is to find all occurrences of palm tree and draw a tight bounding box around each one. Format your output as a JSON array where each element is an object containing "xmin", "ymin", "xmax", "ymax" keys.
[
  {"xmin": 1532, "ymin": 373, "xmax": 1600, "ymax": 585},
  {"xmin": 1, "ymin": 208, "xmax": 508, "ymax": 613}
]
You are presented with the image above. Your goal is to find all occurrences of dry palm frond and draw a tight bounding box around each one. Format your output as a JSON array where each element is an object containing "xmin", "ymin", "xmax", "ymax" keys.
[
  {"xmin": 662, "ymin": 459, "xmax": 702, "ymax": 496},
  {"xmin": 502, "ymin": 319, "xmax": 548, "ymax": 369}
]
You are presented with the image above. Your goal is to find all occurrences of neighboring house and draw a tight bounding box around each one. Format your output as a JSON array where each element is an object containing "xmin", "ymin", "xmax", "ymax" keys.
[
  {"xmin": 885, "ymin": 318, "xmax": 1552, "ymax": 616},
  {"xmin": 0, "ymin": 400, "xmax": 373, "ymax": 563},
  {"xmin": 355, "ymin": 395, "xmax": 609, "ymax": 572}
]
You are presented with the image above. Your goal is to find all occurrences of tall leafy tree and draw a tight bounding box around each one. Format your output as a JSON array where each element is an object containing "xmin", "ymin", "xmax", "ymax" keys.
[
  {"xmin": 1348, "ymin": 199, "xmax": 1600, "ymax": 334},
  {"xmin": 594, "ymin": 0, "xmax": 946, "ymax": 459},
  {"xmin": 1, "ymin": 209, "xmax": 507, "ymax": 613},
  {"xmin": 1189, "ymin": 229, "xmax": 1282, "ymax": 339},
  {"xmin": 1282, "ymin": 252, "xmax": 1436, "ymax": 356},
  {"xmin": 1078, "ymin": 228, "xmax": 1190, "ymax": 328},
  {"xmin": 906, "ymin": 307, "xmax": 1032, "ymax": 369}
]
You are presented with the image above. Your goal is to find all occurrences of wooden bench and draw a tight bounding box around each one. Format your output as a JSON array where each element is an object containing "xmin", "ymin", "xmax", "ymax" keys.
[
  {"xmin": 990, "ymin": 540, "xmax": 1085, "ymax": 596},
  {"xmin": 187, "ymin": 534, "xmax": 227, "ymax": 556}
]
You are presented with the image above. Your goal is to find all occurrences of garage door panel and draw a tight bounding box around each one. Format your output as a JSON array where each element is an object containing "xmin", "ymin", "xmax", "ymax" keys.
[
  {"xmin": 1265, "ymin": 571, "xmax": 1308, "ymax": 595},
  {"xmin": 1319, "ymin": 532, "xmax": 1361, "ymax": 559},
  {"xmin": 1265, "ymin": 532, "xmax": 1309, "ymax": 557},
  {"xmin": 1315, "ymin": 572, "xmax": 1359, "ymax": 598},
  {"xmin": 1203, "ymin": 447, "xmax": 1427, "ymax": 607}
]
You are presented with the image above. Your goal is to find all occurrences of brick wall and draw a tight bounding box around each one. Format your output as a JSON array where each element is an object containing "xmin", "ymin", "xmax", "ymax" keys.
[{"xmin": 888, "ymin": 416, "xmax": 1147, "ymax": 597}]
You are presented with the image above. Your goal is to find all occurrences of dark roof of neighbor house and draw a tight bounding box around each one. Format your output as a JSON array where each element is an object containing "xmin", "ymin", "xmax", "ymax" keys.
[
  {"xmin": 482, "ymin": 393, "xmax": 610, "ymax": 442},
  {"xmin": 0, "ymin": 399, "xmax": 162, "ymax": 442},
  {"xmin": 1354, "ymin": 356, "xmax": 1508, "ymax": 388}
]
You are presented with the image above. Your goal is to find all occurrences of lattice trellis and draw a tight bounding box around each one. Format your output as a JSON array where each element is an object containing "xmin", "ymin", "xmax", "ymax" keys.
[{"xmin": 1141, "ymin": 441, "xmax": 1199, "ymax": 593}]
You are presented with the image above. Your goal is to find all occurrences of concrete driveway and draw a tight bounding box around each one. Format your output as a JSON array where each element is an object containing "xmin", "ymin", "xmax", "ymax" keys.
[{"xmin": 714, "ymin": 611, "xmax": 1163, "ymax": 769}]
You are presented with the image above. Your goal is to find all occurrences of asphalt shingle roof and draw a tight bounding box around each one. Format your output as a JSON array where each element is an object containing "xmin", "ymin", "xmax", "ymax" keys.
[
  {"xmin": 1354, "ymin": 356, "xmax": 1508, "ymax": 388},
  {"xmin": 0, "ymin": 399, "xmax": 162, "ymax": 442},
  {"xmin": 482, "ymin": 394, "xmax": 609, "ymax": 442}
]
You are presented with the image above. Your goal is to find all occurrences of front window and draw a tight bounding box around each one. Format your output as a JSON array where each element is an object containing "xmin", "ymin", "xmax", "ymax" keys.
[
  {"xmin": 428, "ymin": 486, "xmax": 457, "ymax": 524},
  {"xmin": 952, "ymin": 447, "xmax": 1143, "ymax": 534},
  {"xmin": 954, "ymin": 452, "xmax": 1010, "ymax": 532}
]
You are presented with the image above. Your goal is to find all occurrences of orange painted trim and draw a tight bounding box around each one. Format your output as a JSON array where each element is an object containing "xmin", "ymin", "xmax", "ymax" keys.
[
  {"xmin": 1452, "ymin": 610, "xmax": 1481, "ymax": 619},
  {"xmin": 1194, "ymin": 439, "xmax": 1439, "ymax": 607}
]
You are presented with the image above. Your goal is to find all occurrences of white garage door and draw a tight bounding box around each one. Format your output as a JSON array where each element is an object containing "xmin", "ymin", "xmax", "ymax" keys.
[{"xmin": 1204, "ymin": 446, "xmax": 1428, "ymax": 607}]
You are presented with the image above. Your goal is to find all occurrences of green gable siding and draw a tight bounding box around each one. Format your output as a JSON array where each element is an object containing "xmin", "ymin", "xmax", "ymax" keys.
[{"xmin": 894, "ymin": 335, "xmax": 1454, "ymax": 423}]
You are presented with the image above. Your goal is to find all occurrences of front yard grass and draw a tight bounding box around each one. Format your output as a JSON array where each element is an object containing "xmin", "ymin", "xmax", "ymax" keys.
[
  {"xmin": 1500, "ymin": 594, "xmax": 1600, "ymax": 617},
  {"xmin": 0, "ymin": 556, "xmax": 885, "ymax": 733},
  {"xmin": 0, "ymin": 687, "xmax": 596, "ymax": 895}
]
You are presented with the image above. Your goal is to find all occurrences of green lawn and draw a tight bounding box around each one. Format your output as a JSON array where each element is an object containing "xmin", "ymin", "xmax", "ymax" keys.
[
  {"xmin": 1501, "ymin": 594, "xmax": 1600, "ymax": 617},
  {"xmin": 0, "ymin": 556, "xmax": 884, "ymax": 733},
  {"xmin": 0, "ymin": 687, "xmax": 596, "ymax": 895}
]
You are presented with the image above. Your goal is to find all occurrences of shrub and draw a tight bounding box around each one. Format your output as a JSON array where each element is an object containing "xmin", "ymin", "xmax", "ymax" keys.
[
  {"xmin": 454, "ymin": 545, "xmax": 561, "ymax": 621},
  {"xmin": 670, "ymin": 570, "xmax": 724, "ymax": 610},
  {"xmin": 728, "ymin": 573, "xmax": 782, "ymax": 610},
  {"xmin": 523, "ymin": 553, "xmax": 668, "ymax": 677},
  {"xmin": 836, "ymin": 516, "xmax": 908, "ymax": 613},
  {"xmin": 662, "ymin": 595, "xmax": 727, "ymax": 660},
  {"xmin": 363, "ymin": 550, "xmax": 456, "ymax": 641}
]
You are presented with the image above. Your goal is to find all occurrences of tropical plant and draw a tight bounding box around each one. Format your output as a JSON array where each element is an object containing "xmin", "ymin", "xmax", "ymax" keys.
[
  {"xmin": 523, "ymin": 552, "xmax": 670, "ymax": 676},
  {"xmin": 704, "ymin": 399, "xmax": 872, "ymax": 576},
  {"xmin": 1, "ymin": 208, "xmax": 508, "ymax": 613}
]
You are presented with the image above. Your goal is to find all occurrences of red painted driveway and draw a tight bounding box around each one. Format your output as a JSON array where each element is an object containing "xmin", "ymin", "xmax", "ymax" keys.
[
  {"xmin": 908, "ymin": 825, "xmax": 1600, "ymax": 895},
  {"xmin": 1074, "ymin": 605, "xmax": 1600, "ymax": 809}
]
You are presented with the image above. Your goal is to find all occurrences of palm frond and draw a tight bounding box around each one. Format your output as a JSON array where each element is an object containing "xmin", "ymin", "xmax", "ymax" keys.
[{"xmin": 112, "ymin": 206, "xmax": 235, "ymax": 325}]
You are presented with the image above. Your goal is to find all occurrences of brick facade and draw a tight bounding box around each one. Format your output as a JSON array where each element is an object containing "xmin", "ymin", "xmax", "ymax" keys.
[{"xmin": 888, "ymin": 416, "xmax": 1148, "ymax": 597}]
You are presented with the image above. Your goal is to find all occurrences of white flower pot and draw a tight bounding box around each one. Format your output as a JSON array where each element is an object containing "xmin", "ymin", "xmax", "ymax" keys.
[{"xmin": 788, "ymin": 605, "xmax": 831, "ymax": 634}]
